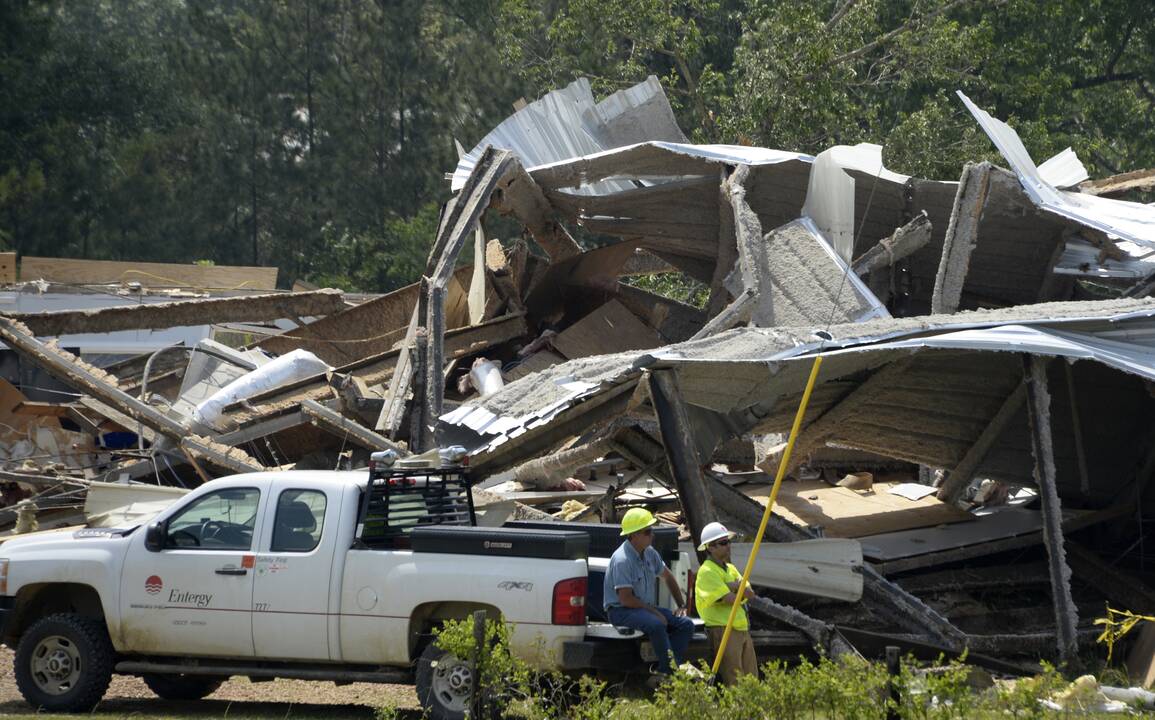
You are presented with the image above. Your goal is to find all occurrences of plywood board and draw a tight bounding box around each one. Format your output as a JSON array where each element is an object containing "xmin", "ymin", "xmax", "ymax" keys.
[
  {"xmin": 858, "ymin": 506, "xmax": 1061, "ymax": 561},
  {"xmin": 21, "ymin": 257, "xmax": 278, "ymax": 290},
  {"xmin": 744, "ymin": 478, "xmax": 973, "ymax": 539},
  {"xmin": 1127, "ymin": 622, "xmax": 1155, "ymax": 688},
  {"xmin": 551, "ymin": 299, "xmax": 663, "ymax": 360},
  {"xmin": 0, "ymin": 253, "xmax": 16, "ymax": 285}
]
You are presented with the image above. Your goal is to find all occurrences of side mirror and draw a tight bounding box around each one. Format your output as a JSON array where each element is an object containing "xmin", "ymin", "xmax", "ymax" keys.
[{"xmin": 145, "ymin": 522, "xmax": 165, "ymax": 552}]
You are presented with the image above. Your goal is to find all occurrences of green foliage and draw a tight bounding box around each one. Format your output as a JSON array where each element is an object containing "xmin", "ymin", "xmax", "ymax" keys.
[
  {"xmin": 498, "ymin": 0, "xmax": 1155, "ymax": 179},
  {"xmin": 625, "ymin": 272, "xmax": 709, "ymax": 308},
  {"xmin": 428, "ymin": 619, "xmax": 1101, "ymax": 720},
  {"xmin": 3, "ymin": 0, "xmax": 1154, "ymax": 290}
]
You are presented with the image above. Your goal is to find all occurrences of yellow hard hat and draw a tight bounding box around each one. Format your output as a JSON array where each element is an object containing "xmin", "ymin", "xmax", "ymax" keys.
[{"xmin": 620, "ymin": 507, "xmax": 657, "ymax": 536}]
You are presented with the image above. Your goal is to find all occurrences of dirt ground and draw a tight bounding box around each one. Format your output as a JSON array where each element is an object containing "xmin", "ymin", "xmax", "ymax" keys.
[{"xmin": 0, "ymin": 646, "xmax": 421, "ymax": 718}]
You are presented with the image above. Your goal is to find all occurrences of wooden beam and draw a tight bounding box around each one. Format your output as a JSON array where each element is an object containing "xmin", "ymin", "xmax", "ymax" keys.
[
  {"xmin": 13, "ymin": 401, "xmax": 71, "ymax": 418},
  {"xmin": 646, "ymin": 369, "xmax": 718, "ymax": 543},
  {"xmin": 511, "ymin": 434, "xmax": 615, "ymax": 488},
  {"xmin": 931, "ymin": 162, "xmax": 992, "ymax": 314},
  {"xmin": 937, "ymin": 380, "xmax": 1026, "ymax": 502},
  {"xmin": 706, "ymin": 168, "xmax": 738, "ymax": 318},
  {"xmin": 851, "ymin": 211, "xmax": 932, "ymax": 276},
  {"xmin": 301, "ymin": 399, "xmax": 407, "ymax": 454},
  {"xmin": 12, "ymin": 289, "xmax": 346, "ymax": 337},
  {"xmin": 1023, "ymin": 354, "xmax": 1079, "ymax": 665},
  {"xmin": 1079, "ymin": 167, "xmax": 1155, "ymax": 197},
  {"xmin": 0, "ymin": 317, "xmax": 263, "ymax": 475},
  {"xmin": 0, "ymin": 469, "xmax": 87, "ymax": 488},
  {"xmin": 489, "ymin": 162, "xmax": 582, "ymax": 261},
  {"xmin": 748, "ymin": 596, "xmax": 858, "ymax": 658}
]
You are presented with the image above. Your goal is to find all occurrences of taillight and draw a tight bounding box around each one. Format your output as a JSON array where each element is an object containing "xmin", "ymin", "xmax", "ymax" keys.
[
  {"xmin": 552, "ymin": 577, "xmax": 587, "ymax": 625},
  {"xmin": 0, "ymin": 559, "xmax": 8, "ymax": 595}
]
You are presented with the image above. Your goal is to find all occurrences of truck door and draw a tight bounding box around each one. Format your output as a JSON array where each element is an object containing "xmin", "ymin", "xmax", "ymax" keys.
[
  {"xmin": 120, "ymin": 482, "xmax": 268, "ymax": 657},
  {"xmin": 251, "ymin": 485, "xmax": 338, "ymax": 660}
]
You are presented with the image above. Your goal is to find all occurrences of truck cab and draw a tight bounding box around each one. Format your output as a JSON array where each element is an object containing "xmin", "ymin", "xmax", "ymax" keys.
[{"xmin": 0, "ymin": 447, "xmax": 696, "ymax": 719}]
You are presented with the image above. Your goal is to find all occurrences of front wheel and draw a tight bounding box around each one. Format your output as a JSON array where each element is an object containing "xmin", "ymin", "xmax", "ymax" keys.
[
  {"xmin": 415, "ymin": 642, "xmax": 474, "ymax": 720},
  {"xmin": 141, "ymin": 673, "xmax": 224, "ymax": 700},
  {"xmin": 13, "ymin": 613, "xmax": 115, "ymax": 712}
]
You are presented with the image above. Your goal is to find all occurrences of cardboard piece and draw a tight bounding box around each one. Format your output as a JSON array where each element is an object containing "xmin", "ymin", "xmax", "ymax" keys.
[{"xmin": 551, "ymin": 299, "xmax": 663, "ymax": 360}]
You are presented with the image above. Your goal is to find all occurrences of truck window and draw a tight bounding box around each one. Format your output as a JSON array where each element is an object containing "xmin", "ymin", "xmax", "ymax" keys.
[
  {"xmin": 165, "ymin": 487, "xmax": 260, "ymax": 550},
  {"xmin": 271, "ymin": 489, "xmax": 326, "ymax": 552}
]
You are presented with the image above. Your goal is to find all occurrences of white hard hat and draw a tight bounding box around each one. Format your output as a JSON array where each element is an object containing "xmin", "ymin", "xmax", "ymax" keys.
[{"xmin": 697, "ymin": 521, "xmax": 736, "ymax": 551}]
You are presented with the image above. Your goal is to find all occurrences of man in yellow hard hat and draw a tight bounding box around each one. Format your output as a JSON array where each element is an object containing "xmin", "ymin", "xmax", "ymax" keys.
[
  {"xmin": 695, "ymin": 521, "xmax": 757, "ymax": 684},
  {"xmin": 603, "ymin": 508, "xmax": 693, "ymax": 675}
]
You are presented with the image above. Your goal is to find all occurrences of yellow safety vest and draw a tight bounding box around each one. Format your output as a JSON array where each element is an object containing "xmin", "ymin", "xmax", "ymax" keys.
[{"xmin": 695, "ymin": 558, "xmax": 749, "ymax": 631}]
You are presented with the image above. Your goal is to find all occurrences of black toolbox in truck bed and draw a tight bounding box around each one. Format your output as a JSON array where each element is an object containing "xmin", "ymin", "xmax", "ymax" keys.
[
  {"xmin": 506, "ymin": 520, "xmax": 679, "ymax": 562},
  {"xmin": 410, "ymin": 526, "xmax": 589, "ymax": 560}
]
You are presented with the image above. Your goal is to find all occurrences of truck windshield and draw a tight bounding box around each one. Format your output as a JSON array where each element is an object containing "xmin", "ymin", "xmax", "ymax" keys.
[{"xmin": 165, "ymin": 487, "xmax": 261, "ymax": 550}]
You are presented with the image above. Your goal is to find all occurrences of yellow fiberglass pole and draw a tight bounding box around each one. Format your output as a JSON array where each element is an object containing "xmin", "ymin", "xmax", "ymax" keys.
[{"xmin": 710, "ymin": 355, "xmax": 824, "ymax": 676}]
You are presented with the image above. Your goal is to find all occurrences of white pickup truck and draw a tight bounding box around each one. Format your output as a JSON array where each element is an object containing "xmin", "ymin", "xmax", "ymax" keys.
[{"xmin": 0, "ymin": 448, "xmax": 696, "ymax": 719}]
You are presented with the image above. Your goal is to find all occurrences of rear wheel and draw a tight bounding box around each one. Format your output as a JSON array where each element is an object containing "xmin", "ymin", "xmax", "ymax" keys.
[
  {"xmin": 14, "ymin": 613, "xmax": 115, "ymax": 712},
  {"xmin": 141, "ymin": 673, "xmax": 224, "ymax": 700},
  {"xmin": 415, "ymin": 643, "xmax": 473, "ymax": 720}
]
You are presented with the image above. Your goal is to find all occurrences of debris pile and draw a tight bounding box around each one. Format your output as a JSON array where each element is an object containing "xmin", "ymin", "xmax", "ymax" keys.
[{"xmin": 4, "ymin": 77, "xmax": 1155, "ymax": 676}]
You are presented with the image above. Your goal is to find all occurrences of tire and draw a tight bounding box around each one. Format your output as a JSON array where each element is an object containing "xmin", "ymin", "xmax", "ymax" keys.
[
  {"xmin": 141, "ymin": 673, "xmax": 224, "ymax": 700},
  {"xmin": 415, "ymin": 642, "xmax": 473, "ymax": 720},
  {"xmin": 13, "ymin": 613, "xmax": 115, "ymax": 712}
]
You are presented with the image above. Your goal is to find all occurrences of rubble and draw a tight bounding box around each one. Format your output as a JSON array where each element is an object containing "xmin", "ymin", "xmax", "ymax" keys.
[{"xmin": 5, "ymin": 76, "xmax": 1155, "ymax": 678}]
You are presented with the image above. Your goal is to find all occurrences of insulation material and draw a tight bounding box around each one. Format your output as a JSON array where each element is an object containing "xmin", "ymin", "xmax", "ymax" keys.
[
  {"xmin": 193, "ymin": 349, "xmax": 332, "ymax": 428},
  {"xmin": 755, "ymin": 218, "xmax": 890, "ymax": 327},
  {"xmin": 173, "ymin": 339, "xmax": 270, "ymax": 419}
]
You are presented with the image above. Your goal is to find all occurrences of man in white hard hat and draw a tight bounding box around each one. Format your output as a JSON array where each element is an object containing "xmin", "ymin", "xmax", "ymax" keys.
[
  {"xmin": 694, "ymin": 521, "xmax": 757, "ymax": 684},
  {"xmin": 603, "ymin": 507, "xmax": 693, "ymax": 676}
]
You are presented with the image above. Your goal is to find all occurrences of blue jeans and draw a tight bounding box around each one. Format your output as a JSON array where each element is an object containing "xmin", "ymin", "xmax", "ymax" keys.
[{"xmin": 607, "ymin": 606, "xmax": 695, "ymax": 674}]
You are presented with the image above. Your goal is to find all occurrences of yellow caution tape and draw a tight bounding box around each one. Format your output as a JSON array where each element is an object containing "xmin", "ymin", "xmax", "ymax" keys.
[{"xmin": 1094, "ymin": 607, "xmax": 1155, "ymax": 662}]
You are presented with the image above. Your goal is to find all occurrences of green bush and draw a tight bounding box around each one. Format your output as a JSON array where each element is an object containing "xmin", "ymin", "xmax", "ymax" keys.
[{"xmin": 424, "ymin": 618, "xmax": 1099, "ymax": 720}]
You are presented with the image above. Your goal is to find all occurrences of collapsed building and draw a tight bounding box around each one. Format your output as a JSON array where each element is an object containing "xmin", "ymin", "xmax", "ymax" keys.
[{"xmin": 4, "ymin": 77, "xmax": 1155, "ymax": 674}]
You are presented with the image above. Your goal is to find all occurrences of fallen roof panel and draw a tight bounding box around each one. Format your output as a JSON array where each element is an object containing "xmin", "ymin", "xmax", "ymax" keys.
[{"xmin": 439, "ymin": 298, "xmax": 1155, "ymax": 456}]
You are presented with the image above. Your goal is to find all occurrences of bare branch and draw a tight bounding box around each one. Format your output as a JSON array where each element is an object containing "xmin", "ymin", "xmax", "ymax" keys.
[
  {"xmin": 1106, "ymin": 19, "xmax": 1136, "ymax": 77},
  {"xmin": 1072, "ymin": 72, "xmax": 1144, "ymax": 90},
  {"xmin": 821, "ymin": 0, "xmax": 980, "ymax": 71},
  {"xmin": 825, "ymin": 0, "xmax": 859, "ymax": 29}
]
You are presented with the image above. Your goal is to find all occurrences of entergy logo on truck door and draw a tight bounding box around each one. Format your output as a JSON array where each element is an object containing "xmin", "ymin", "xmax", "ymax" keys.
[{"xmin": 145, "ymin": 575, "xmax": 163, "ymax": 594}]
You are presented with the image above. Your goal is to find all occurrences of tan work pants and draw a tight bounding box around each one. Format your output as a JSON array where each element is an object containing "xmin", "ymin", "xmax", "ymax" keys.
[{"xmin": 706, "ymin": 627, "xmax": 758, "ymax": 685}]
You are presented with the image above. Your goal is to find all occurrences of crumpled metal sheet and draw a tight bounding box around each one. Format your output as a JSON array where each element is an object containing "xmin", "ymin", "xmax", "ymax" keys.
[
  {"xmin": 453, "ymin": 76, "xmax": 687, "ymax": 194},
  {"xmin": 439, "ymin": 299, "xmax": 1155, "ymax": 454},
  {"xmin": 959, "ymin": 91, "xmax": 1155, "ymax": 278},
  {"xmin": 453, "ymin": 75, "xmax": 813, "ymax": 196}
]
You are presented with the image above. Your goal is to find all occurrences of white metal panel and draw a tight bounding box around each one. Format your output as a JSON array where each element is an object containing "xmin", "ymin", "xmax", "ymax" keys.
[{"xmin": 960, "ymin": 90, "xmax": 1155, "ymax": 249}]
